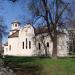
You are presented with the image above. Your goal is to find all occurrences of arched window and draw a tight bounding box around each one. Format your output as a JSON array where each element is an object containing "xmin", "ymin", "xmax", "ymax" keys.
[
  {"xmin": 26, "ymin": 38, "xmax": 27, "ymax": 49},
  {"xmin": 22, "ymin": 42, "xmax": 24, "ymax": 49},
  {"xmin": 9, "ymin": 45, "xmax": 11, "ymax": 50},
  {"xmin": 47, "ymin": 42, "xmax": 49, "ymax": 47},
  {"xmin": 15, "ymin": 24, "xmax": 17, "ymax": 27},
  {"xmin": 29, "ymin": 41, "xmax": 31, "ymax": 49},
  {"xmin": 38, "ymin": 43, "xmax": 41, "ymax": 49}
]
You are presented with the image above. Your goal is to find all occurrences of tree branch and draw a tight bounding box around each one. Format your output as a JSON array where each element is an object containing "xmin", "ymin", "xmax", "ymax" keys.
[{"xmin": 56, "ymin": 3, "xmax": 69, "ymax": 24}]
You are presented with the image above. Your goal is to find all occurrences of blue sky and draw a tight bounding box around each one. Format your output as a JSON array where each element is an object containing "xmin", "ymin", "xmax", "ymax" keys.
[
  {"xmin": 0, "ymin": 0, "xmax": 32, "ymax": 43},
  {"xmin": 1, "ymin": 0, "xmax": 75, "ymax": 43},
  {"xmin": 1, "ymin": 0, "xmax": 31, "ymax": 27}
]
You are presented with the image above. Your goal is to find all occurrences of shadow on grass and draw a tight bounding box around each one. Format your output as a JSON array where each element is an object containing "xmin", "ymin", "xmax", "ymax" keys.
[
  {"xmin": 2, "ymin": 56, "xmax": 41, "ymax": 62},
  {"xmin": 2, "ymin": 56, "xmax": 43, "ymax": 75},
  {"xmin": 4, "ymin": 62, "xmax": 42, "ymax": 75}
]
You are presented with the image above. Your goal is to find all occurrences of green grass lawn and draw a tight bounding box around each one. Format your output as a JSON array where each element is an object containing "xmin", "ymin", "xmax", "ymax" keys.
[{"xmin": 1, "ymin": 56, "xmax": 75, "ymax": 75}]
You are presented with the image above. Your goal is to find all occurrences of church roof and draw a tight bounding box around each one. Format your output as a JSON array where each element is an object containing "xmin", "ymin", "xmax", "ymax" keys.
[
  {"xmin": 35, "ymin": 26, "xmax": 66, "ymax": 35},
  {"xmin": 35, "ymin": 26, "xmax": 48, "ymax": 35},
  {"xmin": 10, "ymin": 29, "xmax": 19, "ymax": 31},
  {"xmin": 8, "ymin": 30, "xmax": 19, "ymax": 38}
]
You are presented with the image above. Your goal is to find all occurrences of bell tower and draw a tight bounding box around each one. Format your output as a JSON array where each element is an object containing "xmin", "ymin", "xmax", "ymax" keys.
[
  {"xmin": 9, "ymin": 20, "xmax": 20, "ymax": 35},
  {"xmin": 11, "ymin": 20, "xmax": 20, "ymax": 30}
]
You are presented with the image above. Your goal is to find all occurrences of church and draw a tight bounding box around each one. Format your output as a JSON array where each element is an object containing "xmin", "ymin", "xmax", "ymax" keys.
[{"xmin": 4, "ymin": 20, "xmax": 69, "ymax": 57}]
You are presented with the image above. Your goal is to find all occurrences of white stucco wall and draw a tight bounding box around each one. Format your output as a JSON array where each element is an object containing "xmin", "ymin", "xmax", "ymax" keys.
[
  {"xmin": 57, "ymin": 34, "xmax": 69, "ymax": 57},
  {"xmin": 17, "ymin": 24, "xmax": 36, "ymax": 56},
  {"xmin": 35, "ymin": 33, "xmax": 53, "ymax": 56},
  {"xmin": 6, "ymin": 37, "xmax": 19, "ymax": 56}
]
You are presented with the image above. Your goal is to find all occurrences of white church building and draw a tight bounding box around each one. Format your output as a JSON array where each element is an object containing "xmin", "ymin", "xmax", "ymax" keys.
[{"xmin": 4, "ymin": 20, "xmax": 69, "ymax": 57}]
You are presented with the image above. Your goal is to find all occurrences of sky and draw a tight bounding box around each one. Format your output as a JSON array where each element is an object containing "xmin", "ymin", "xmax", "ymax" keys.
[
  {"xmin": 1, "ymin": 0, "xmax": 32, "ymax": 27},
  {"xmin": 0, "ymin": 0, "xmax": 32, "ymax": 43},
  {"xmin": 1, "ymin": 0, "xmax": 75, "ymax": 43}
]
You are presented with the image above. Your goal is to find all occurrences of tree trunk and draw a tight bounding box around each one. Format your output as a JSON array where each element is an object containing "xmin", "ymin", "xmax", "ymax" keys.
[
  {"xmin": 44, "ymin": 46, "xmax": 48, "ymax": 56},
  {"xmin": 52, "ymin": 34, "xmax": 58, "ymax": 58}
]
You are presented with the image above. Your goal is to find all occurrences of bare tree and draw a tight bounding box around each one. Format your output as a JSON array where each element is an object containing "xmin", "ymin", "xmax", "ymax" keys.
[
  {"xmin": 0, "ymin": 16, "xmax": 8, "ymax": 54},
  {"xmin": 28, "ymin": 0, "xmax": 73, "ymax": 58},
  {"xmin": 0, "ymin": 1, "xmax": 8, "ymax": 54}
]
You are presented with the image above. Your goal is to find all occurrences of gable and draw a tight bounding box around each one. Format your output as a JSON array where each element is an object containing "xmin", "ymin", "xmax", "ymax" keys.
[{"xmin": 20, "ymin": 24, "xmax": 34, "ymax": 36}]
